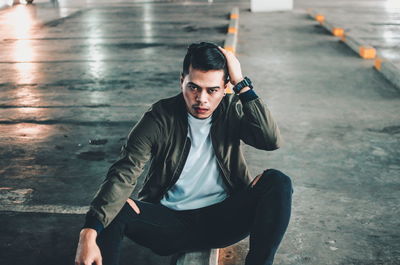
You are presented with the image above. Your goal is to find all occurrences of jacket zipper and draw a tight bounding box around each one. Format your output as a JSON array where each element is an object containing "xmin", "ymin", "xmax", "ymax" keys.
[
  {"xmin": 161, "ymin": 136, "xmax": 191, "ymax": 197},
  {"xmin": 210, "ymin": 125, "xmax": 234, "ymax": 190},
  {"xmin": 159, "ymin": 120, "xmax": 233, "ymax": 200},
  {"xmin": 213, "ymin": 141, "xmax": 233, "ymax": 190}
]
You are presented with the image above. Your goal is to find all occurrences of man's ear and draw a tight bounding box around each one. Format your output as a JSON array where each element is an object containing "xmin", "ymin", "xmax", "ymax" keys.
[
  {"xmin": 223, "ymin": 82, "xmax": 228, "ymax": 96},
  {"xmin": 224, "ymin": 79, "xmax": 230, "ymax": 89},
  {"xmin": 180, "ymin": 73, "xmax": 184, "ymax": 91}
]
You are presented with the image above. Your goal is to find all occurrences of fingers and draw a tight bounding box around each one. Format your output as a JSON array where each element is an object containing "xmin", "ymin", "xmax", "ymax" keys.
[
  {"xmin": 218, "ymin": 46, "xmax": 234, "ymax": 58},
  {"xmin": 74, "ymin": 235, "xmax": 103, "ymax": 265},
  {"xmin": 217, "ymin": 46, "xmax": 243, "ymax": 86},
  {"xmin": 75, "ymin": 257, "xmax": 101, "ymax": 265},
  {"xmin": 127, "ymin": 198, "xmax": 141, "ymax": 214},
  {"xmin": 217, "ymin": 45, "xmax": 227, "ymax": 54},
  {"xmin": 94, "ymin": 256, "xmax": 103, "ymax": 265},
  {"xmin": 74, "ymin": 254, "xmax": 98, "ymax": 265}
]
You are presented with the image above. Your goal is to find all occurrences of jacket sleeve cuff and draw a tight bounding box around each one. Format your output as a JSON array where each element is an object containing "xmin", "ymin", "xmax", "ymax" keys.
[
  {"xmin": 82, "ymin": 214, "xmax": 104, "ymax": 235},
  {"xmin": 238, "ymin": 89, "xmax": 259, "ymax": 103}
]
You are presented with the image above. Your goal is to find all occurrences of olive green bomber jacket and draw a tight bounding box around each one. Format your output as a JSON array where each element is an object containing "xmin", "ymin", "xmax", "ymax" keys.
[{"xmin": 84, "ymin": 91, "xmax": 283, "ymax": 232}]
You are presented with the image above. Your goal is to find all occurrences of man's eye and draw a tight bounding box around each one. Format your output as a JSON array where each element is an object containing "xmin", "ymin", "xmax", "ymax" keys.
[
  {"xmin": 209, "ymin": 89, "xmax": 217, "ymax": 93},
  {"xmin": 188, "ymin": 85, "xmax": 196, "ymax": 90}
]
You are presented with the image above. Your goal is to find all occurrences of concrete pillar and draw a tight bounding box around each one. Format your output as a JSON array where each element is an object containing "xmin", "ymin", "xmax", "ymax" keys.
[
  {"xmin": 251, "ymin": 0, "xmax": 293, "ymax": 12},
  {"xmin": 175, "ymin": 249, "xmax": 219, "ymax": 265}
]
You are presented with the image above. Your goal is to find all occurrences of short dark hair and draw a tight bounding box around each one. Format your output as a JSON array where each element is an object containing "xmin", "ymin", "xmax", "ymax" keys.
[{"xmin": 182, "ymin": 42, "xmax": 229, "ymax": 83}]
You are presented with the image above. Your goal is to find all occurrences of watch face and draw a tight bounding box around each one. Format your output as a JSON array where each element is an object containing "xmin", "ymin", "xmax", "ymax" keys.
[{"xmin": 244, "ymin": 77, "xmax": 253, "ymax": 88}]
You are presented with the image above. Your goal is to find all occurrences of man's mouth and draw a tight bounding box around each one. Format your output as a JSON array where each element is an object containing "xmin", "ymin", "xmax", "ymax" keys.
[{"xmin": 194, "ymin": 107, "xmax": 209, "ymax": 114}]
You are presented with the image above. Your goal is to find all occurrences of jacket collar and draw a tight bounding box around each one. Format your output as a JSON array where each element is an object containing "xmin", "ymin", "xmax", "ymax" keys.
[{"xmin": 175, "ymin": 92, "xmax": 225, "ymax": 125}]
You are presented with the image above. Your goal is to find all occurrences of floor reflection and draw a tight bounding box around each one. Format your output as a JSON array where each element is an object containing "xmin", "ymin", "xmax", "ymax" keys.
[{"xmin": 2, "ymin": 4, "xmax": 47, "ymax": 136}]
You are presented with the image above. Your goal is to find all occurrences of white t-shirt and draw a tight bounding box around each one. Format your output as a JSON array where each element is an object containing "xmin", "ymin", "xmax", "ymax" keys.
[{"xmin": 159, "ymin": 112, "xmax": 229, "ymax": 210}]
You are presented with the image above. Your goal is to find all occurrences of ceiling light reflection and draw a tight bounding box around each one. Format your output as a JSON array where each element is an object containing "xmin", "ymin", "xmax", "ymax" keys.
[
  {"xmin": 142, "ymin": 4, "xmax": 155, "ymax": 57},
  {"xmin": 86, "ymin": 12, "xmax": 104, "ymax": 81},
  {"xmin": 385, "ymin": 0, "xmax": 400, "ymax": 9}
]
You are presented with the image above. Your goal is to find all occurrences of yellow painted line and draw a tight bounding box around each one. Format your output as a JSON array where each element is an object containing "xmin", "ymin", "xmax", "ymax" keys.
[
  {"xmin": 224, "ymin": 6, "xmax": 239, "ymax": 95},
  {"xmin": 228, "ymin": 27, "xmax": 237, "ymax": 33},
  {"xmin": 224, "ymin": 45, "xmax": 235, "ymax": 53},
  {"xmin": 226, "ymin": 86, "xmax": 234, "ymax": 94},
  {"xmin": 230, "ymin": 13, "xmax": 239, "ymax": 19},
  {"xmin": 332, "ymin": 27, "xmax": 344, "ymax": 37},
  {"xmin": 315, "ymin": 14, "xmax": 325, "ymax": 23},
  {"xmin": 374, "ymin": 58, "xmax": 383, "ymax": 71},
  {"xmin": 359, "ymin": 46, "xmax": 376, "ymax": 59}
]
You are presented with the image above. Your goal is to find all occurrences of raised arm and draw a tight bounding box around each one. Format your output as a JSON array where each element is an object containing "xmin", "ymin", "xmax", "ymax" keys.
[
  {"xmin": 218, "ymin": 46, "xmax": 283, "ymax": 150},
  {"xmin": 235, "ymin": 94, "xmax": 283, "ymax": 150}
]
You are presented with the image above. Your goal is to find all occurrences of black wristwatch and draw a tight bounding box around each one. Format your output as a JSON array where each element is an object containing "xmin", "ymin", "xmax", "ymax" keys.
[{"xmin": 233, "ymin": 76, "xmax": 253, "ymax": 94}]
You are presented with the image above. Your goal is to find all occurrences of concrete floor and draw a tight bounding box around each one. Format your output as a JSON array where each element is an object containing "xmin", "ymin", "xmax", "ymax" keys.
[
  {"xmin": 296, "ymin": 0, "xmax": 400, "ymax": 66},
  {"xmin": 238, "ymin": 6, "xmax": 400, "ymax": 265},
  {"xmin": 0, "ymin": 0, "xmax": 399, "ymax": 265}
]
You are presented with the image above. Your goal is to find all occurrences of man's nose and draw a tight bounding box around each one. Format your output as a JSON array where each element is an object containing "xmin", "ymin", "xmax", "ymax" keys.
[{"xmin": 196, "ymin": 90, "xmax": 207, "ymax": 103}]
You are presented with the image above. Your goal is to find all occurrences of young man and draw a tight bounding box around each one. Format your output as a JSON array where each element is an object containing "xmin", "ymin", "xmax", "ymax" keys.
[{"xmin": 75, "ymin": 42, "xmax": 293, "ymax": 265}]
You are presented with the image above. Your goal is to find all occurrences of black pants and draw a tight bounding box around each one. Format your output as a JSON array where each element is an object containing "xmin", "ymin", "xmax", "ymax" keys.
[{"xmin": 97, "ymin": 168, "xmax": 294, "ymax": 265}]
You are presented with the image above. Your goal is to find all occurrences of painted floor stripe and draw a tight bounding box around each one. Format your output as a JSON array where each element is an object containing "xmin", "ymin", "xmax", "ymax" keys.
[{"xmin": 0, "ymin": 204, "xmax": 89, "ymax": 214}]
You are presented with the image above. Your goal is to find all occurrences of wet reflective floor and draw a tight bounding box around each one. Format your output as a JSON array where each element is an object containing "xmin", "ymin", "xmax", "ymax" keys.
[
  {"xmin": 0, "ymin": 1, "xmax": 235, "ymax": 264},
  {"xmin": 1, "ymin": 0, "xmax": 399, "ymax": 265},
  {"xmin": 0, "ymin": 0, "xmax": 233, "ymax": 199}
]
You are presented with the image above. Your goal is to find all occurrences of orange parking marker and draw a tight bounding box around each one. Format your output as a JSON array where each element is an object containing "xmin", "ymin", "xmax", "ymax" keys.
[
  {"xmin": 226, "ymin": 86, "xmax": 234, "ymax": 94},
  {"xmin": 359, "ymin": 46, "xmax": 376, "ymax": 59},
  {"xmin": 224, "ymin": 45, "xmax": 235, "ymax": 53},
  {"xmin": 224, "ymin": 7, "xmax": 239, "ymax": 68},
  {"xmin": 373, "ymin": 57, "xmax": 400, "ymax": 89},
  {"xmin": 332, "ymin": 27, "xmax": 344, "ymax": 37},
  {"xmin": 315, "ymin": 14, "xmax": 325, "ymax": 23},
  {"xmin": 374, "ymin": 58, "xmax": 383, "ymax": 71},
  {"xmin": 228, "ymin": 27, "xmax": 237, "ymax": 33}
]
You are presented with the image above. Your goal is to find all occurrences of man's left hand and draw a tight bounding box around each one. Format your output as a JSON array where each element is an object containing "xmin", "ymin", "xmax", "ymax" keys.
[{"xmin": 218, "ymin": 46, "xmax": 244, "ymax": 86}]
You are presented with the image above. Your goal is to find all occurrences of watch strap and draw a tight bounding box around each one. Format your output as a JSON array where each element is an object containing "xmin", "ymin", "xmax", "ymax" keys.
[{"xmin": 233, "ymin": 76, "xmax": 253, "ymax": 94}]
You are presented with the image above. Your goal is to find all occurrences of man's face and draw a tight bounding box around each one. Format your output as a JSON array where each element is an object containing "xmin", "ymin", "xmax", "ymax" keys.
[{"xmin": 180, "ymin": 65, "xmax": 227, "ymax": 119}]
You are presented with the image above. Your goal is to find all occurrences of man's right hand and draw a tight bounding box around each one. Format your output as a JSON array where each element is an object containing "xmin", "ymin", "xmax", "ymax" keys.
[{"xmin": 75, "ymin": 228, "xmax": 102, "ymax": 265}]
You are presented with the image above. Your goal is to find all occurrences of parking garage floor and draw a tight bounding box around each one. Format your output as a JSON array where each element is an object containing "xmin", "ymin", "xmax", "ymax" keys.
[{"xmin": 0, "ymin": 0, "xmax": 399, "ymax": 265}]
